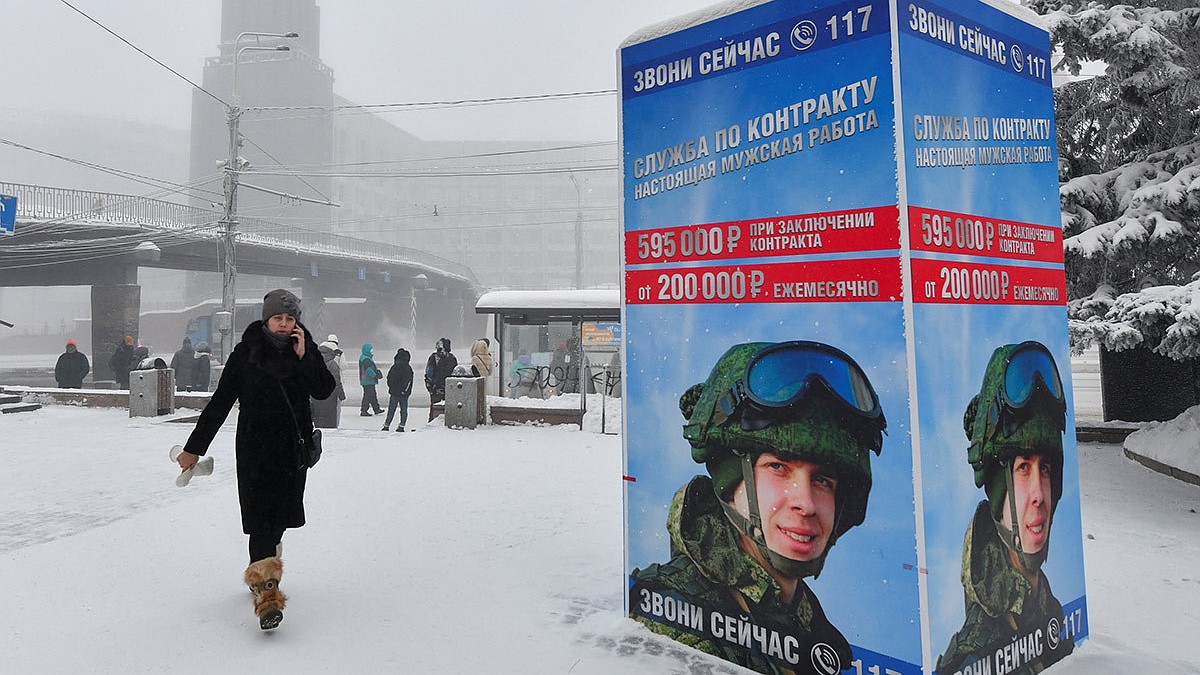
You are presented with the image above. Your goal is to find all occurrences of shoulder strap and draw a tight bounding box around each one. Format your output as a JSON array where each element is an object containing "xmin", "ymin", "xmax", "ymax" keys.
[{"xmin": 278, "ymin": 383, "xmax": 304, "ymax": 439}]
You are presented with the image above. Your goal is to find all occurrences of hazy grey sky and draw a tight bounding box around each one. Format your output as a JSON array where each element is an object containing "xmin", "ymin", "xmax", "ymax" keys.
[{"xmin": 5, "ymin": 0, "xmax": 711, "ymax": 142}]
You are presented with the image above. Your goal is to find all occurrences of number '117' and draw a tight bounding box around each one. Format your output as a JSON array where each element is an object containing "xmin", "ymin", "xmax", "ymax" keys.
[
  {"xmin": 849, "ymin": 660, "xmax": 900, "ymax": 675},
  {"xmin": 827, "ymin": 6, "xmax": 873, "ymax": 39}
]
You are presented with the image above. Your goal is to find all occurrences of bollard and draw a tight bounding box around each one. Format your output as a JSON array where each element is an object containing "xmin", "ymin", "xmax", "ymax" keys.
[
  {"xmin": 130, "ymin": 367, "xmax": 175, "ymax": 417},
  {"xmin": 444, "ymin": 376, "xmax": 485, "ymax": 429}
]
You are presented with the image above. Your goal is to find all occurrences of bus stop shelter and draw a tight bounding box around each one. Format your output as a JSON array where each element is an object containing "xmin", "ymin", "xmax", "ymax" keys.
[{"xmin": 475, "ymin": 289, "xmax": 621, "ymax": 401}]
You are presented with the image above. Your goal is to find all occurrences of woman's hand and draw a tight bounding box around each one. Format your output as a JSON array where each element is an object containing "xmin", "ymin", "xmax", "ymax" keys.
[
  {"xmin": 291, "ymin": 326, "xmax": 306, "ymax": 358},
  {"xmin": 176, "ymin": 449, "xmax": 200, "ymax": 472}
]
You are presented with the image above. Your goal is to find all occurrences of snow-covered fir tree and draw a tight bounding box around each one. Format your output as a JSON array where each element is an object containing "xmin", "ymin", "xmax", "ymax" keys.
[{"xmin": 1027, "ymin": 0, "xmax": 1200, "ymax": 358}]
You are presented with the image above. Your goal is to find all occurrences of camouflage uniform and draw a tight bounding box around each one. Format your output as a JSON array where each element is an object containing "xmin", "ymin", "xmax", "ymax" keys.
[
  {"xmin": 632, "ymin": 476, "xmax": 852, "ymax": 675},
  {"xmin": 938, "ymin": 342, "xmax": 1074, "ymax": 675},
  {"xmin": 936, "ymin": 502, "xmax": 1074, "ymax": 675}
]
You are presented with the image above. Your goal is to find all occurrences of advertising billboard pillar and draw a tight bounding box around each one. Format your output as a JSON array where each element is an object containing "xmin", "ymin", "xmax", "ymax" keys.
[{"xmin": 619, "ymin": 2, "xmax": 1087, "ymax": 674}]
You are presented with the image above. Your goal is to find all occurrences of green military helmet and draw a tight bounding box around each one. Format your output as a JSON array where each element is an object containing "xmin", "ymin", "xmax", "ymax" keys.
[
  {"xmin": 964, "ymin": 341, "xmax": 1067, "ymax": 522},
  {"xmin": 680, "ymin": 341, "xmax": 886, "ymax": 546}
]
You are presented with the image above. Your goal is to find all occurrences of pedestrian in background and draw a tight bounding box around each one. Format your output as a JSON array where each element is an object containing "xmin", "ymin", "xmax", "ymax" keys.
[
  {"xmin": 109, "ymin": 335, "xmax": 135, "ymax": 389},
  {"xmin": 470, "ymin": 338, "xmax": 494, "ymax": 379},
  {"xmin": 325, "ymin": 334, "xmax": 348, "ymax": 374},
  {"xmin": 170, "ymin": 337, "xmax": 195, "ymax": 391},
  {"xmin": 382, "ymin": 348, "xmax": 413, "ymax": 432},
  {"xmin": 54, "ymin": 339, "xmax": 90, "ymax": 389},
  {"xmin": 358, "ymin": 343, "xmax": 384, "ymax": 417},
  {"xmin": 131, "ymin": 345, "xmax": 151, "ymax": 369},
  {"xmin": 174, "ymin": 288, "xmax": 335, "ymax": 631},
  {"xmin": 424, "ymin": 338, "xmax": 457, "ymax": 421},
  {"xmin": 193, "ymin": 341, "xmax": 213, "ymax": 392},
  {"xmin": 312, "ymin": 337, "xmax": 345, "ymax": 428}
]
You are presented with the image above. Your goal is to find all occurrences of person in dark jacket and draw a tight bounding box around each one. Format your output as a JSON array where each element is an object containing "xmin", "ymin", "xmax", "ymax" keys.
[
  {"xmin": 170, "ymin": 337, "xmax": 195, "ymax": 391},
  {"xmin": 109, "ymin": 335, "xmax": 136, "ymax": 389},
  {"xmin": 174, "ymin": 289, "xmax": 335, "ymax": 631},
  {"xmin": 311, "ymin": 339, "xmax": 345, "ymax": 428},
  {"xmin": 192, "ymin": 341, "xmax": 213, "ymax": 392},
  {"xmin": 358, "ymin": 343, "xmax": 384, "ymax": 416},
  {"xmin": 424, "ymin": 337, "xmax": 457, "ymax": 421},
  {"xmin": 550, "ymin": 335, "xmax": 593, "ymax": 395},
  {"xmin": 54, "ymin": 339, "xmax": 90, "ymax": 388},
  {"xmin": 131, "ymin": 345, "xmax": 151, "ymax": 369},
  {"xmin": 382, "ymin": 348, "xmax": 414, "ymax": 432}
]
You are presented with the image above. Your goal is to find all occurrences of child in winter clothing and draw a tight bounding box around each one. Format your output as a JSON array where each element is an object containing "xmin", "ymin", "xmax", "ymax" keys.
[
  {"xmin": 358, "ymin": 343, "xmax": 384, "ymax": 416},
  {"xmin": 382, "ymin": 348, "xmax": 414, "ymax": 431}
]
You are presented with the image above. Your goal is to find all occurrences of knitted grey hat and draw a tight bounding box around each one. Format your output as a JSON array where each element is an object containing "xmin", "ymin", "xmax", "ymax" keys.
[{"xmin": 262, "ymin": 289, "xmax": 301, "ymax": 321}]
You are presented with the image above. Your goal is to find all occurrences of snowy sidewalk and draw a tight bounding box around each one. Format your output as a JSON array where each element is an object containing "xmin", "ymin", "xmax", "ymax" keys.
[{"xmin": 0, "ymin": 405, "xmax": 1196, "ymax": 674}]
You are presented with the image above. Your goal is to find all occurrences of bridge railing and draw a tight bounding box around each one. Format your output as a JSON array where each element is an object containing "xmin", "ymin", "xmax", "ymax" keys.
[
  {"xmin": 1, "ymin": 182, "xmax": 217, "ymax": 228},
  {"xmin": 1, "ymin": 182, "xmax": 478, "ymax": 285}
]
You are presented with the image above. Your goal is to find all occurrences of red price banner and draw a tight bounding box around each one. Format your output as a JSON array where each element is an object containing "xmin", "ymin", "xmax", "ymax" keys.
[
  {"xmin": 908, "ymin": 205, "xmax": 1062, "ymax": 264},
  {"xmin": 625, "ymin": 257, "xmax": 901, "ymax": 305},
  {"xmin": 625, "ymin": 206, "xmax": 900, "ymax": 265},
  {"xmin": 911, "ymin": 259, "xmax": 1066, "ymax": 306}
]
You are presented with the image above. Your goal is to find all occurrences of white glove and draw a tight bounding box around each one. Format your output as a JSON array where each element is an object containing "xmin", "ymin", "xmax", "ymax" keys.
[{"xmin": 169, "ymin": 445, "xmax": 214, "ymax": 488}]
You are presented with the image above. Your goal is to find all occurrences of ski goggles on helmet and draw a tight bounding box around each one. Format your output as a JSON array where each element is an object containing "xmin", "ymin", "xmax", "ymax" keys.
[
  {"xmin": 1000, "ymin": 342, "xmax": 1065, "ymax": 411},
  {"xmin": 715, "ymin": 341, "xmax": 885, "ymax": 432},
  {"xmin": 988, "ymin": 341, "xmax": 1067, "ymax": 439}
]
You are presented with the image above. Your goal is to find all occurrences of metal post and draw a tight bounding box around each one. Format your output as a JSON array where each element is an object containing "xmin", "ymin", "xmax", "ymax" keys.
[
  {"xmin": 219, "ymin": 103, "xmax": 241, "ymax": 363},
  {"xmin": 601, "ymin": 363, "xmax": 608, "ymax": 434},
  {"xmin": 577, "ymin": 326, "xmax": 586, "ymax": 430},
  {"xmin": 410, "ymin": 286, "xmax": 418, "ymax": 349},
  {"xmin": 568, "ymin": 173, "xmax": 583, "ymax": 289},
  {"xmin": 218, "ymin": 33, "xmax": 296, "ymax": 362}
]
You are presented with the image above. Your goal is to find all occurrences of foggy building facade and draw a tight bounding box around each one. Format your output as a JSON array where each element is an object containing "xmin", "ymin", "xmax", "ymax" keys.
[{"xmin": 188, "ymin": 0, "xmax": 619, "ymax": 297}]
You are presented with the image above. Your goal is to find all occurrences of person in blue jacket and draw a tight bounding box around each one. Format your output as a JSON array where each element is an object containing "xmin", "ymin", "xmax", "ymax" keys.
[{"xmin": 358, "ymin": 343, "xmax": 384, "ymax": 416}]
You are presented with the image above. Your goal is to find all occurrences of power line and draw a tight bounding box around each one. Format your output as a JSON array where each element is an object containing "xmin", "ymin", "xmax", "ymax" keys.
[
  {"xmin": 253, "ymin": 141, "xmax": 618, "ymax": 171},
  {"xmin": 242, "ymin": 164, "xmax": 616, "ymax": 179},
  {"xmin": 55, "ymin": 0, "xmax": 329, "ymax": 209},
  {"xmin": 0, "ymin": 137, "xmax": 224, "ymax": 201},
  {"xmin": 250, "ymin": 89, "xmax": 616, "ymax": 114},
  {"xmin": 239, "ymin": 135, "xmax": 333, "ymax": 203},
  {"xmin": 57, "ymin": 0, "xmax": 227, "ymax": 108}
]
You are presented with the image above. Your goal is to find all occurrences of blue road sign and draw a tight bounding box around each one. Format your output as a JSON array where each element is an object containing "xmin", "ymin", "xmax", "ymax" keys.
[{"xmin": 0, "ymin": 195, "xmax": 16, "ymax": 236}]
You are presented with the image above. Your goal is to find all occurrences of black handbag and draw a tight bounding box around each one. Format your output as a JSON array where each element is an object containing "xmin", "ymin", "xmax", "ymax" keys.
[{"xmin": 280, "ymin": 384, "xmax": 322, "ymax": 469}]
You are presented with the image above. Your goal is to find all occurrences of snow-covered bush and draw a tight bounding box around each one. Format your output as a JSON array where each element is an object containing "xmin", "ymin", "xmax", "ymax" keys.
[{"xmin": 1030, "ymin": 1, "xmax": 1200, "ymax": 357}]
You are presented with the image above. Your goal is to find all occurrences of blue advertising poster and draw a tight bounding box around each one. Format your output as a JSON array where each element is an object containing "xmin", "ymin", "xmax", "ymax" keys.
[
  {"xmin": 620, "ymin": 1, "xmax": 922, "ymax": 673},
  {"xmin": 0, "ymin": 195, "xmax": 16, "ymax": 236},
  {"xmin": 897, "ymin": 1, "xmax": 1088, "ymax": 673},
  {"xmin": 621, "ymin": 0, "xmax": 1086, "ymax": 673}
]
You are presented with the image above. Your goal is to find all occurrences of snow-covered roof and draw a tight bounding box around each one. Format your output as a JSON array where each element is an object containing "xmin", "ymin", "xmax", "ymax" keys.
[
  {"xmin": 475, "ymin": 289, "xmax": 620, "ymax": 314},
  {"xmin": 621, "ymin": 0, "xmax": 766, "ymax": 48},
  {"xmin": 621, "ymin": 0, "xmax": 1044, "ymax": 48}
]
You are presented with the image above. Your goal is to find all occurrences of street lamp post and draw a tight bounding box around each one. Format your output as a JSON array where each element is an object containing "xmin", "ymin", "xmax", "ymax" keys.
[
  {"xmin": 567, "ymin": 173, "xmax": 586, "ymax": 289},
  {"xmin": 217, "ymin": 31, "xmax": 297, "ymax": 362}
]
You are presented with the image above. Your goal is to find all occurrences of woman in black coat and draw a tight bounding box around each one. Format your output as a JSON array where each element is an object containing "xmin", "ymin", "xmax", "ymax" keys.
[{"xmin": 175, "ymin": 289, "xmax": 335, "ymax": 631}]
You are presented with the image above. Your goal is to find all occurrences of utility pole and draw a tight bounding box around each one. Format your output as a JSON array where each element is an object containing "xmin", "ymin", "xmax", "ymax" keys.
[
  {"xmin": 217, "ymin": 32, "xmax": 298, "ymax": 362},
  {"xmin": 218, "ymin": 101, "xmax": 241, "ymax": 363},
  {"xmin": 568, "ymin": 173, "xmax": 585, "ymax": 289}
]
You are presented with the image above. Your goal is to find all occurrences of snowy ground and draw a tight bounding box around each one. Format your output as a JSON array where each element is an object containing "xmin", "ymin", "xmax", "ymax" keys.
[{"xmin": 0, "ymin": 393, "xmax": 1197, "ymax": 675}]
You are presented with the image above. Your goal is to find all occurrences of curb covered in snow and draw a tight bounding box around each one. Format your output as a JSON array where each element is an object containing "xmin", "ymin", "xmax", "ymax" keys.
[{"xmin": 1123, "ymin": 447, "xmax": 1200, "ymax": 487}]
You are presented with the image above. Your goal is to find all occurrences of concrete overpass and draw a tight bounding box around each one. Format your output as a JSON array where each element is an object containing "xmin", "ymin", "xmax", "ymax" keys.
[{"xmin": 0, "ymin": 182, "xmax": 485, "ymax": 380}]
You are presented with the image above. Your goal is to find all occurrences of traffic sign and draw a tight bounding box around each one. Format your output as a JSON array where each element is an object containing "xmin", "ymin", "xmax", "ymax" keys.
[{"xmin": 0, "ymin": 195, "xmax": 15, "ymax": 236}]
